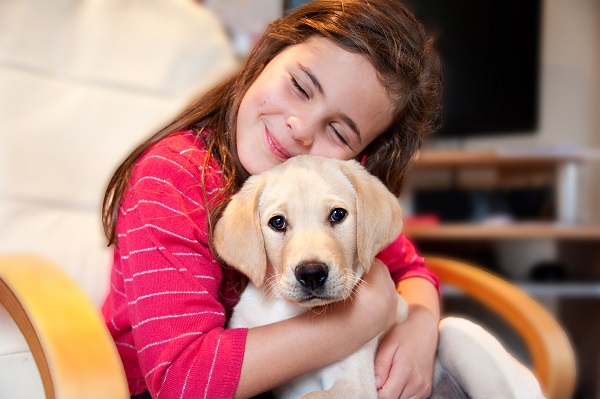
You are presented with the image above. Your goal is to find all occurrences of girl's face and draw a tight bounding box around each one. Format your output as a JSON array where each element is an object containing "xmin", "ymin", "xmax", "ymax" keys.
[{"xmin": 236, "ymin": 36, "xmax": 396, "ymax": 175}]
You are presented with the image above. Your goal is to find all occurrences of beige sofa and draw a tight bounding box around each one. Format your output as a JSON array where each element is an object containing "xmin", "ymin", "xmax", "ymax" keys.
[{"xmin": 0, "ymin": 0, "xmax": 238, "ymax": 396}]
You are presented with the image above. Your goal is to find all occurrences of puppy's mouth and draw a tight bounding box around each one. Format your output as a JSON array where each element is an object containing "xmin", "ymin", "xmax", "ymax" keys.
[
  {"xmin": 283, "ymin": 288, "xmax": 352, "ymax": 308},
  {"xmin": 296, "ymin": 294, "xmax": 340, "ymax": 308},
  {"xmin": 276, "ymin": 286, "xmax": 345, "ymax": 308}
]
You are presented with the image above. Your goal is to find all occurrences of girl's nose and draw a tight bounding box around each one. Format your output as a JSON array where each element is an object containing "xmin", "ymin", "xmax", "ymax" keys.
[{"xmin": 287, "ymin": 115, "xmax": 315, "ymax": 147}]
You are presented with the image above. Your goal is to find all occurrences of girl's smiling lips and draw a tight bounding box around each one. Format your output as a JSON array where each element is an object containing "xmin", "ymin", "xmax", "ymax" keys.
[{"xmin": 265, "ymin": 129, "xmax": 292, "ymax": 159}]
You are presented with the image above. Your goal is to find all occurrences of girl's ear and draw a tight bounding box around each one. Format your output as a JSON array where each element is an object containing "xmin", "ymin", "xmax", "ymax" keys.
[
  {"xmin": 339, "ymin": 160, "xmax": 403, "ymax": 273},
  {"xmin": 213, "ymin": 175, "xmax": 268, "ymax": 288}
]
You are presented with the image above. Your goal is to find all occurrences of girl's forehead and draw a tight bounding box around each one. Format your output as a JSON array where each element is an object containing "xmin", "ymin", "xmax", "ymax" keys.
[{"xmin": 279, "ymin": 36, "xmax": 354, "ymax": 63}]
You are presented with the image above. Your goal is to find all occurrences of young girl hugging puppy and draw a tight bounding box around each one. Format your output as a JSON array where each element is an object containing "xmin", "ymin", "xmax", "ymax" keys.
[{"xmin": 101, "ymin": 1, "xmax": 443, "ymax": 398}]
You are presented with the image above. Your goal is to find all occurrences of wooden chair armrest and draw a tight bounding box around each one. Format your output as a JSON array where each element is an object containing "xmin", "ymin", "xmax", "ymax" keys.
[
  {"xmin": 0, "ymin": 254, "xmax": 128, "ymax": 399},
  {"xmin": 425, "ymin": 256, "xmax": 576, "ymax": 399}
]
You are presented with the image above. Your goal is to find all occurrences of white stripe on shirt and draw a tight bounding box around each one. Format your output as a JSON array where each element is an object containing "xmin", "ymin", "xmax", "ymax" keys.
[
  {"xmin": 128, "ymin": 290, "xmax": 208, "ymax": 305},
  {"xmin": 133, "ymin": 311, "xmax": 224, "ymax": 329}
]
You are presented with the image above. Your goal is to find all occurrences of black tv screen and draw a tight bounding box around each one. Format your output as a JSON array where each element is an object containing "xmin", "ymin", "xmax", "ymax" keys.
[
  {"xmin": 401, "ymin": 0, "xmax": 542, "ymax": 138},
  {"xmin": 284, "ymin": 0, "xmax": 542, "ymax": 139}
]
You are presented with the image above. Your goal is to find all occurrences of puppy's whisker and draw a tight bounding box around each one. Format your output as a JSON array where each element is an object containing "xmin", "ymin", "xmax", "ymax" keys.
[
  {"xmin": 348, "ymin": 287, "xmax": 361, "ymax": 304},
  {"xmin": 265, "ymin": 283, "xmax": 277, "ymax": 301},
  {"xmin": 309, "ymin": 304, "xmax": 329, "ymax": 317},
  {"xmin": 343, "ymin": 271, "xmax": 361, "ymax": 289},
  {"xmin": 343, "ymin": 272, "xmax": 363, "ymax": 304},
  {"xmin": 356, "ymin": 275, "xmax": 371, "ymax": 290},
  {"xmin": 264, "ymin": 274, "xmax": 282, "ymax": 301},
  {"xmin": 264, "ymin": 274, "xmax": 278, "ymax": 290}
]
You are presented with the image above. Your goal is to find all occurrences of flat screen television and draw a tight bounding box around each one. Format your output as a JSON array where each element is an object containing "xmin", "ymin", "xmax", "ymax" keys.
[{"xmin": 284, "ymin": 0, "xmax": 543, "ymax": 139}]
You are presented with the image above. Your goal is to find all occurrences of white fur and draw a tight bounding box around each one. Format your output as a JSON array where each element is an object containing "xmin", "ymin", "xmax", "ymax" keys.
[
  {"xmin": 436, "ymin": 317, "xmax": 545, "ymax": 399},
  {"xmin": 229, "ymin": 284, "xmax": 407, "ymax": 398}
]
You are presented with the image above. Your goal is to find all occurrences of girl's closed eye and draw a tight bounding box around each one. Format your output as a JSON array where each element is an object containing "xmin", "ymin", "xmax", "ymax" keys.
[
  {"xmin": 330, "ymin": 124, "xmax": 351, "ymax": 148},
  {"xmin": 291, "ymin": 76, "xmax": 309, "ymax": 99}
]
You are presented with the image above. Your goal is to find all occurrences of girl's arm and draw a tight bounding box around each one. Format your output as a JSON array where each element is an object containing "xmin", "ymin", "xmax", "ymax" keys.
[
  {"xmin": 375, "ymin": 277, "xmax": 440, "ymax": 399},
  {"xmin": 236, "ymin": 259, "xmax": 400, "ymax": 398},
  {"xmin": 374, "ymin": 234, "xmax": 441, "ymax": 399}
]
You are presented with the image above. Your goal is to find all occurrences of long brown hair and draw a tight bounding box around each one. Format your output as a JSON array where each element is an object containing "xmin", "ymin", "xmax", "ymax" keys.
[{"xmin": 102, "ymin": 0, "xmax": 442, "ymax": 246}]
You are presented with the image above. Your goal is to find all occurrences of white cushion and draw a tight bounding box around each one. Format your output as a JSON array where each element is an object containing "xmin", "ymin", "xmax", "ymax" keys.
[
  {"xmin": 0, "ymin": 0, "xmax": 239, "ymax": 394},
  {"xmin": 0, "ymin": 350, "xmax": 44, "ymax": 398},
  {"xmin": 0, "ymin": 0, "xmax": 238, "ymax": 209},
  {"xmin": 0, "ymin": 198, "xmax": 114, "ymax": 306}
]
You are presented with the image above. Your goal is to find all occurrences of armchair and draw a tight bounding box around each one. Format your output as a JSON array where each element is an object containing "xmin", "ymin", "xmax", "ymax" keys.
[
  {"xmin": 0, "ymin": 255, "xmax": 576, "ymax": 398},
  {"xmin": 0, "ymin": 255, "xmax": 128, "ymax": 398},
  {"xmin": 426, "ymin": 257, "xmax": 576, "ymax": 399}
]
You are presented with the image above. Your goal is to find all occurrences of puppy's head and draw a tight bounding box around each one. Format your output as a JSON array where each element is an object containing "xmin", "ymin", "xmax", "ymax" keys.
[{"xmin": 213, "ymin": 155, "xmax": 403, "ymax": 307}]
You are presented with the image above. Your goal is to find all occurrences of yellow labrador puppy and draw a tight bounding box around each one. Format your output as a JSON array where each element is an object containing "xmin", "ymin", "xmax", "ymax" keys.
[{"xmin": 214, "ymin": 155, "xmax": 544, "ymax": 399}]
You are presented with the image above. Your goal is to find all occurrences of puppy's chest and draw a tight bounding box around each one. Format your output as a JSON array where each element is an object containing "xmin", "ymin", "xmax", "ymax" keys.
[{"xmin": 228, "ymin": 284, "xmax": 306, "ymax": 329}]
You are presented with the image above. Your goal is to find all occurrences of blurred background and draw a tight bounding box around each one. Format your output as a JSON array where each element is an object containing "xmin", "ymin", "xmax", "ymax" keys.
[{"xmin": 0, "ymin": 0, "xmax": 598, "ymax": 397}]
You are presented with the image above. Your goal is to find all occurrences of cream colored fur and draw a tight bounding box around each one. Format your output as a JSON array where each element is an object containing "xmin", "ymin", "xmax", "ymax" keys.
[{"xmin": 214, "ymin": 155, "xmax": 544, "ymax": 399}]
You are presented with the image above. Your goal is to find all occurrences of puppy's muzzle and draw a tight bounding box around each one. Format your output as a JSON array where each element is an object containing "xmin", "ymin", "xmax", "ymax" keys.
[{"xmin": 295, "ymin": 261, "xmax": 328, "ymax": 292}]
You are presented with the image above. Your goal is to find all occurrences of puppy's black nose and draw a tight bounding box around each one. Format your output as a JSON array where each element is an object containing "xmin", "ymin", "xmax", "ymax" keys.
[{"xmin": 295, "ymin": 262, "xmax": 328, "ymax": 291}]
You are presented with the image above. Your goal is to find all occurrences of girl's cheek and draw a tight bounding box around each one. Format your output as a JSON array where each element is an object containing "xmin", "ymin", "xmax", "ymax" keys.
[{"xmin": 309, "ymin": 140, "xmax": 351, "ymax": 160}]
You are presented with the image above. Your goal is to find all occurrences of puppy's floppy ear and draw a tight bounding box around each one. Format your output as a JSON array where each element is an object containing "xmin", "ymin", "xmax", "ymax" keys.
[
  {"xmin": 340, "ymin": 160, "xmax": 403, "ymax": 273},
  {"xmin": 213, "ymin": 175, "xmax": 268, "ymax": 288}
]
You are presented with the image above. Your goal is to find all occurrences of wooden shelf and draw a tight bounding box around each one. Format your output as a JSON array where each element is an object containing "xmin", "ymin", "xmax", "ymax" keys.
[
  {"xmin": 415, "ymin": 149, "xmax": 584, "ymax": 169},
  {"xmin": 442, "ymin": 282, "xmax": 600, "ymax": 298},
  {"xmin": 404, "ymin": 222, "xmax": 600, "ymax": 240}
]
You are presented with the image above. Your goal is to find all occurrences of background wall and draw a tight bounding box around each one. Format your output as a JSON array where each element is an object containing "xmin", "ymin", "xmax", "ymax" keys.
[
  {"xmin": 204, "ymin": 0, "xmax": 283, "ymax": 57},
  {"xmin": 419, "ymin": 2, "xmax": 599, "ymax": 396},
  {"xmin": 430, "ymin": 0, "xmax": 600, "ymax": 223}
]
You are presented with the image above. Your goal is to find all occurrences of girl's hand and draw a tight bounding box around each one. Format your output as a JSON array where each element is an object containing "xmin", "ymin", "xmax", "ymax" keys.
[
  {"xmin": 374, "ymin": 279, "xmax": 440, "ymax": 399},
  {"xmin": 350, "ymin": 259, "xmax": 400, "ymax": 335}
]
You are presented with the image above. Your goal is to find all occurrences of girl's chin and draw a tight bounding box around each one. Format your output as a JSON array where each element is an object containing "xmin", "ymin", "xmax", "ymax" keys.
[
  {"xmin": 242, "ymin": 156, "xmax": 283, "ymax": 176},
  {"xmin": 261, "ymin": 158, "xmax": 285, "ymax": 174}
]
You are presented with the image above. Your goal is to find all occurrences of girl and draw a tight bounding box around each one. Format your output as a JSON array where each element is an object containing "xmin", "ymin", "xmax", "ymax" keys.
[{"xmin": 101, "ymin": 0, "xmax": 443, "ymax": 398}]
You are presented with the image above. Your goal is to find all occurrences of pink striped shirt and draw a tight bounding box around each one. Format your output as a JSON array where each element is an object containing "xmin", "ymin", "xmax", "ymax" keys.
[{"xmin": 102, "ymin": 130, "xmax": 439, "ymax": 398}]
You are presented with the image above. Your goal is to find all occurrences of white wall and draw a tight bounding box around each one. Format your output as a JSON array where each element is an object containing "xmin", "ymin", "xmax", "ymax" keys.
[{"xmin": 204, "ymin": 0, "xmax": 283, "ymax": 57}]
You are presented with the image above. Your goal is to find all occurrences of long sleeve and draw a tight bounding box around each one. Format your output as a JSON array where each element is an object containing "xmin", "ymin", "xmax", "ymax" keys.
[
  {"xmin": 377, "ymin": 234, "xmax": 440, "ymax": 293},
  {"xmin": 102, "ymin": 131, "xmax": 246, "ymax": 398}
]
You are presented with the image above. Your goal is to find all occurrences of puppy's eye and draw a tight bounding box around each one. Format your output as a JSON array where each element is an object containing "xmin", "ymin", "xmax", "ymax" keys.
[
  {"xmin": 329, "ymin": 208, "xmax": 347, "ymax": 224},
  {"xmin": 268, "ymin": 215, "xmax": 287, "ymax": 232}
]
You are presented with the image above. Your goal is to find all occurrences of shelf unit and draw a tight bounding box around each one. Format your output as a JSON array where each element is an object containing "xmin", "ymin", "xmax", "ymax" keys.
[
  {"xmin": 442, "ymin": 282, "xmax": 600, "ymax": 299},
  {"xmin": 404, "ymin": 222, "xmax": 600, "ymax": 240},
  {"xmin": 404, "ymin": 148, "xmax": 600, "ymax": 276},
  {"xmin": 406, "ymin": 148, "xmax": 600, "ymax": 398},
  {"xmin": 412, "ymin": 149, "xmax": 585, "ymax": 224}
]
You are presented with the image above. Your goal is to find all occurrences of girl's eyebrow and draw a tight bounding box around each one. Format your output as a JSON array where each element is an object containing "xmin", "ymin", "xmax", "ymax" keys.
[{"xmin": 298, "ymin": 63, "xmax": 362, "ymax": 144}]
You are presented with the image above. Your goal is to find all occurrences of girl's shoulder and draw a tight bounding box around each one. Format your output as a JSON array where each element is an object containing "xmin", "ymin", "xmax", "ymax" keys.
[
  {"xmin": 137, "ymin": 129, "xmax": 219, "ymax": 172},
  {"xmin": 130, "ymin": 129, "xmax": 225, "ymax": 193},
  {"xmin": 142, "ymin": 129, "xmax": 210, "ymax": 162}
]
